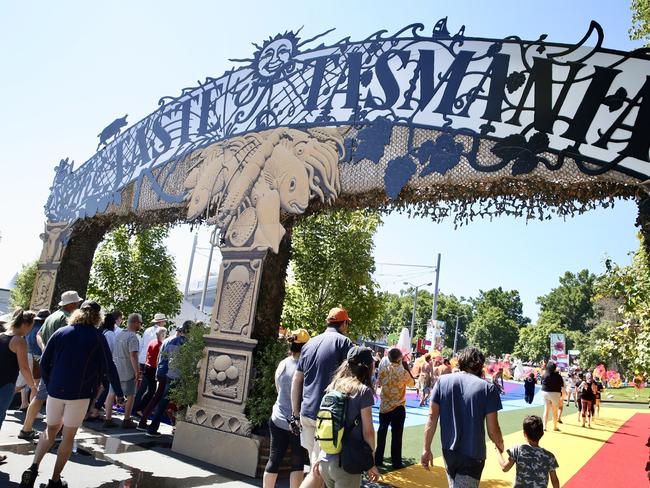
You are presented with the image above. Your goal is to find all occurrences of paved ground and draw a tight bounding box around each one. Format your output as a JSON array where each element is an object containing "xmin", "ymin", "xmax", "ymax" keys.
[
  {"xmin": 0, "ymin": 408, "xmax": 261, "ymax": 487},
  {"xmin": 1, "ymin": 383, "xmax": 646, "ymax": 487}
]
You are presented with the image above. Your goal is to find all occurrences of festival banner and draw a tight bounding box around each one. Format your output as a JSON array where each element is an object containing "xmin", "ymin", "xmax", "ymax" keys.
[{"xmin": 550, "ymin": 333, "xmax": 569, "ymax": 368}]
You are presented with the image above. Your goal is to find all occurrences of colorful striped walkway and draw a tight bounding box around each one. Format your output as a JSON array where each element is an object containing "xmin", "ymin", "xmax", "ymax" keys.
[{"xmin": 382, "ymin": 406, "xmax": 649, "ymax": 487}]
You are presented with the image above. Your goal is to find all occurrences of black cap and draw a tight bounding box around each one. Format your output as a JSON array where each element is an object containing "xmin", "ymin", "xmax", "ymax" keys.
[
  {"xmin": 178, "ymin": 320, "xmax": 193, "ymax": 334},
  {"xmin": 80, "ymin": 300, "xmax": 101, "ymax": 313},
  {"xmin": 35, "ymin": 309, "xmax": 51, "ymax": 321},
  {"xmin": 347, "ymin": 346, "xmax": 374, "ymax": 367}
]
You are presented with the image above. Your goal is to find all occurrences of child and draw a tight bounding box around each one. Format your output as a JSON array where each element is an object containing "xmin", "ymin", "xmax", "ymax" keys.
[
  {"xmin": 496, "ymin": 415, "xmax": 560, "ymax": 488},
  {"xmin": 524, "ymin": 372, "xmax": 536, "ymax": 404}
]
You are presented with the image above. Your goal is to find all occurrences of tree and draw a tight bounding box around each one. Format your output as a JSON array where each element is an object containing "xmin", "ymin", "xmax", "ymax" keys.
[
  {"xmin": 472, "ymin": 287, "xmax": 530, "ymax": 327},
  {"xmin": 513, "ymin": 311, "xmax": 570, "ymax": 362},
  {"xmin": 570, "ymin": 322, "xmax": 617, "ymax": 371},
  {"xmin": 630, "ymin": 0, "xmax": 650, "ymax": 46},
  {"xmin": 595, "ymin": 234, "xmax": 650, "ymax": 377},
  {"xmin": 435, "ymin": 293, "xmax": 473, "ymax": 350},
  {"xmin": 536, "ymin": 270, "xmax": 597, "ymax": 332},
  {"xmin": 10, "ymin": 260, "xmax": 38, "ymax": 310},
  {"xmin": 466, "ymin": 306, "xmax": 519, "ymax": 357},
  {"xmin": 281, "ymin": 209, "xmax": 384, "ymax": 339},
  {"xmin": 87, "ymin": 225, "xmax": 183, "ymax": 324}
]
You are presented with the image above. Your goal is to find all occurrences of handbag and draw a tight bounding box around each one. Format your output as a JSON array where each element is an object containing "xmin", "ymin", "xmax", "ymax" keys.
[{"xmin": 340, "ymin": 415, "xmax": 374, "ymax": 474}]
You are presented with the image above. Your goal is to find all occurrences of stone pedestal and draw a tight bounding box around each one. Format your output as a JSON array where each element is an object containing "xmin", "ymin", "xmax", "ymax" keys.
[
  {"xmin": 172, "ymin": 421, "xmax": 261, "ymax": 477},
  {"xmin": 172, "ymin": 247, "xmax": 266, "ymax": 475}
]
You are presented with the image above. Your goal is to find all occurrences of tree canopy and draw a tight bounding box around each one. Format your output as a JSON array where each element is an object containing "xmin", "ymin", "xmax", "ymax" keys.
[
  {"xmin": 281, "ymin": 209, "xmax": 384, "ymax": 339},
  {"xmin": 630, "ymin": 0, "xmax": 650, "ymax": 46},
  {"xmin": 466, "ymin": 306, "xmax": 519, "ymax": 357},
  {"xmin": 595, "ymin": 234, "xmax": 650, "ymax": 377},
  {"xmin": 87, "ymin": 225, "xmax": 183, "ymax": 324},
  {"xmin": 472, "ymin": 287, "xmax": 530, "ymax": 328},
  {"xmin": 536, "ymin": 269, "xmax": 597, "ymax": 332},
  {"xmin": 10, "ymin": 260, "xmax": 38, "ymax": 310}
]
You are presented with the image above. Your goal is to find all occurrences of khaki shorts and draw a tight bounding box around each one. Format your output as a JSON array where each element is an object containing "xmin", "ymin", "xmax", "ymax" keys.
[
  {"xmin": 300, "ymin": 416, "xmax": 320, "ymax": 465},
  {"xmin": 46, "ymin": 397, "xmax": 91, "ymax": 428}
]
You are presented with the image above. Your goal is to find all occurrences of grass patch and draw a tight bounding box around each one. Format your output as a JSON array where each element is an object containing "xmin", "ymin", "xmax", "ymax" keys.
[{"xmin": 601, "ymin": 386, "xmax": 648, "ymax": 404}]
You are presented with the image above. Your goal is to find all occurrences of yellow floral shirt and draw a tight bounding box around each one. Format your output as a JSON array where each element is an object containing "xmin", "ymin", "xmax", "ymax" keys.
[{"xmin": 378, "ymin": 362, "xmax": 415, "ymax": 413}]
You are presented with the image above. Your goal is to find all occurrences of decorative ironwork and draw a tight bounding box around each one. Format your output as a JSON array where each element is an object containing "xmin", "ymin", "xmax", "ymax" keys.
[{"xmin": 44, "ymin": 18, "xmax": 650, "ymax": 224}]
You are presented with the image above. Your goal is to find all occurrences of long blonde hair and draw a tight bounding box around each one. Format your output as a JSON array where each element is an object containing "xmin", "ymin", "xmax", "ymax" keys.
[
  {"xmin": 326, "ymin": 360, "xmax": 374, "ymax": 396},
  {"xmin": 69, "ymin": 308, "xmax": 102, "ymax": 327}
]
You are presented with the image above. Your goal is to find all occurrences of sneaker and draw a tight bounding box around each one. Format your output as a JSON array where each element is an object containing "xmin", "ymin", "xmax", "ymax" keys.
[
  {"xmin": 136, "ymin": 423, "xmax": 148, "ymax": 432},
  {"xmin": 103, "ymin": 419, "xmax": 118, "ymax": 429},
  {"xmin": 121, "ymin": 419, "xmax": 137, "ymax": 429},
  {"xmin": 20, "ymin": 467, "xmax": 38, "ymax": 488},
  {"xmin": 46, "ymin": 479, "xmax": 68, "ymax": 487},
  {"xmin": 145, "ymin": 431, "xmax": 161, "ymax": 438},
  {"xmin": 18, "ymin": 430, "xmax": 39, "ymax": 441}
]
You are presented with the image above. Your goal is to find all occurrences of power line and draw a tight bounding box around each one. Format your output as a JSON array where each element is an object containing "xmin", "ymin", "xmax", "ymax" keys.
[{"xmin": 377, "ymin": 262, "xmax": 436, "ymax": 269}]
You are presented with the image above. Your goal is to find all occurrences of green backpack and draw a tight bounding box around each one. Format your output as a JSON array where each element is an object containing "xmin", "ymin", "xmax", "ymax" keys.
[{"xmin": 315, "ymin": 390, "xmax": 348, "ymax": 454}]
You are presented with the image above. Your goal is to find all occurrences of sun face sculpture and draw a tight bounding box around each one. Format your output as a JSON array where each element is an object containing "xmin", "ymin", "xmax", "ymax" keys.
[
  {"xmin": 184, "ymin": 127, "xmax": 344, "ymax": 253},
  {"xmin": 252, "ymin": 32, "xmax": 300, "ymax": 83}
]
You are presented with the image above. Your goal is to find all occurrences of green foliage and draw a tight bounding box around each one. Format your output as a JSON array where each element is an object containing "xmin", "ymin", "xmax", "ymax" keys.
[
  {"xmin": 536, "ymin": 270, "xmax": 597, "ymax": 332},
  {"xmin": 466, "ymin": 306, "xmax": 519, "ymax": 357},
  {"xmin": 246, "ymin": 339, "xmax": 288, "ymax": 428},
  {"xmin": 596, "ymin": 235, "xmax": 650, "ymax": 376},
  {"xmin": 467, "ymin": 307, "xmax": 519, "ymax": 357},
  {"xmin": 282, "ymin": 209, "xmax": 384, "ymax": 339},
  {"xmin": 472, "ymin": 287, "xmax": 530, "ymax": 328},
  {"xmin": 435, "ymin": 294, "xmax": 473, "ymax": 350},
  {"xmin": 10, "ymin": 260, "xmax": 38, "ymax": 309},
  {"xmin": 379, "ymin": 289, "xmax": 433, "ymax": 339},
  {"xmin": 630, "ymin": 0, "xmax": 650, "ymax": 46},
  {"xmin": 513, "ymin": 312, "xmax": 570, "ymax": 362},
  {"xmin": 168, "ymin": 323, "xmax": 208, "ymax": 411},
  {"xmin": 569, "ymin": 322, "xmax": 616, "ymax": 371},
  {"xmin": 87, "ymin": 225, "xmax": 182, "ymax": 324}
]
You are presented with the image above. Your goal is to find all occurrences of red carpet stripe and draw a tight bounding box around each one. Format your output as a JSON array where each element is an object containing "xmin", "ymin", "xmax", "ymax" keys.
[{"xmin": 563, "ymin": 413, "xmax": 650, "ymax": 488}]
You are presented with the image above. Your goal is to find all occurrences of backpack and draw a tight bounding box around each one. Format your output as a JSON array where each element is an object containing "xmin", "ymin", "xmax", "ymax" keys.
[{"xmin": 315, "ymin": 390, "xmax": 347, "ymax": 454}]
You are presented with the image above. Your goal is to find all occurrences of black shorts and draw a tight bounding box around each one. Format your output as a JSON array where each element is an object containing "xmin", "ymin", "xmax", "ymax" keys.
[{"xmin": 442, "ymin": 449, "xmax": 485, "ymax": 481}]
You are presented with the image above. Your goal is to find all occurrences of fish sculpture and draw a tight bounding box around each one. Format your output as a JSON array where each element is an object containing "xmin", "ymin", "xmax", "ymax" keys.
[{"xmin": 183, "ymin": 127, "xmax": 344, "ymax": 253}]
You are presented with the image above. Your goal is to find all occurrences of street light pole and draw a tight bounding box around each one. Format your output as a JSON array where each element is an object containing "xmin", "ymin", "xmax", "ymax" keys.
[
  {"xmin": 431, "ymin": 253, "xmax": 441, "ymax": 321},
  {"xmin": 404, "ymin": 280, "xmax": 433, "ymax": 350},
  {"xmin": 410, "ymin": 286, "xmax": 419, "ymax": 342},
  {"xmin": 452, "ymin": 313, "xmax": 466, "ymax": 355}
]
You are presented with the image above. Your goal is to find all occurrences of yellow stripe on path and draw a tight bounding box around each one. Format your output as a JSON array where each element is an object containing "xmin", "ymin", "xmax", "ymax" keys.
[{"xmin": 382, "ymin": 407, "xmax": 644, "ymax": 488}]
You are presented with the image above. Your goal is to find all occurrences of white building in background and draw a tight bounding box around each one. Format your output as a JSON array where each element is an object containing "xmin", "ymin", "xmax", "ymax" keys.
[
  {"xmin": 0, "ymin": 288, "xmax": 10, "ymax": 314},
  {"xmin": 185, "ymin": 272, "xmax": 219, "ymax": 314}
]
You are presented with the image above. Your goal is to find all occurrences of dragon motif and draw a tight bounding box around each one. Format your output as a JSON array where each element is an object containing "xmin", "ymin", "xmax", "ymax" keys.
[{"xmin": 183, "ymin": 127, "xmax": 345, "ymax": 253}]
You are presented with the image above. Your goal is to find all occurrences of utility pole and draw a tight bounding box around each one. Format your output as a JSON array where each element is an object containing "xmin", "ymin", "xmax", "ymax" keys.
[
  {"xmin": 431, "ymin": 253, "xmax": 441, "ymax": 321},
  {"xmin": 453, "ymin": 313, "xmax": 466, "ymax": 355},
  {"xmin": 200, "ymin": 228, "xmax": 219, "ymax": 312},
  {"xmin": 184, "ymin": 232, "xmax": 198, "ymax": 298},
  {"xmin": 404, "ymin": 280, "xmax": 432, "ymax": 350}
]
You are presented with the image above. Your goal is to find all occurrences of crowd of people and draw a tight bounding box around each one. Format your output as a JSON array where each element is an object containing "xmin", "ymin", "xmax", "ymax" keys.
[
  {"xmin": 0, "ymin": 290, "xmax": 193, "ymax": 488},
  {"xmin": 264, "ymin": 306, "xmax": 561, "ymax": 488},
  {"xmin": 1, "ymin": 294, "xmax": 604, "ymax": 488}
]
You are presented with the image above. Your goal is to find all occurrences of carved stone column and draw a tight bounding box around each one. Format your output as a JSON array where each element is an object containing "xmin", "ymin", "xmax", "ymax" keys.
[
  {"xmin": 30, "ymin": 221, "xmax": 73, "ymax": 310},
  {"xmin": 30, "ymin": 220, "xmax": 110, "ymax": 311},
  {"xmin": 172, "ymin": 247, "xmax": 268, "ymax": 476}
]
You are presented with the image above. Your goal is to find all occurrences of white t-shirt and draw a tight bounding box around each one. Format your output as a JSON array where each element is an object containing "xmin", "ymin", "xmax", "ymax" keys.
[{"xmin": 139, "ymin": 325, "xmax": 159, "ymax": 364}]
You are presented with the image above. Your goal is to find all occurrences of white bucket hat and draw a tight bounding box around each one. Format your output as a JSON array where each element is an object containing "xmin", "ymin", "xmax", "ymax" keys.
[
  {"xmin": 59, "ymin": 290, "xmax": 83, "ymax": 307},
  {"xmin": 151, "ymin": 313, "xmax": 167, "ymax": 323}
]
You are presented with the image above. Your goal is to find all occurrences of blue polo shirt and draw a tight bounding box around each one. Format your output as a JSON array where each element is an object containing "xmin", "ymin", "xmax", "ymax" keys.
[
  {"xmin": 156, "ymin": 334, "xmax": 186, "ymax": 380},
  {"xmin": 296, "ymin": 327, "xmax": 353, "ymax": 420}
]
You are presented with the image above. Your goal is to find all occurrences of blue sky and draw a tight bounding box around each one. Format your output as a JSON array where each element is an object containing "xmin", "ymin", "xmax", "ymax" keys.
[{"xmin": 0, "ymin": 1, "xmax": 643, "ymax": 322}]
